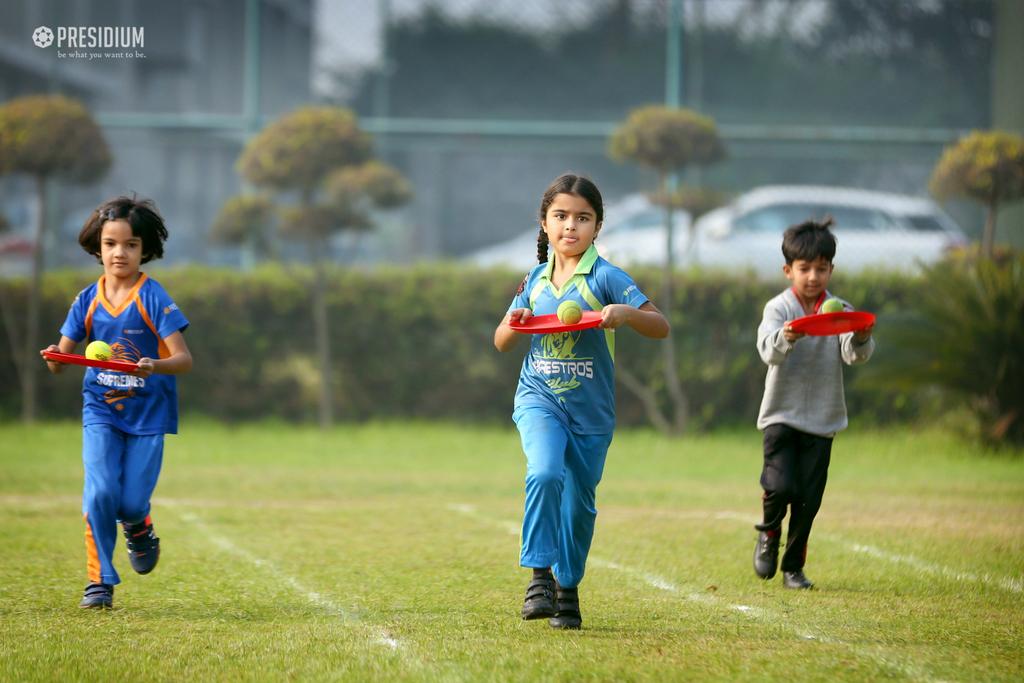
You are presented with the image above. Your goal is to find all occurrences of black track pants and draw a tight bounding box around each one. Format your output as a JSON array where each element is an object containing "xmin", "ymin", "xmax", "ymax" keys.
[{"xmin": 755, "ymin": 423, "xmax": 833, "ymax": 572}]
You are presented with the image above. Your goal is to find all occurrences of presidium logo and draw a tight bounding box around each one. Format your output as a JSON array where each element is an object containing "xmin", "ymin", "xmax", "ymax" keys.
[
  {"xmin": 32, "ymin": 25, "xmax": 146, "ymax": 59},
  {"xmin": 32, "ymin": 27, "xmax": 53, "ymax": 48}
]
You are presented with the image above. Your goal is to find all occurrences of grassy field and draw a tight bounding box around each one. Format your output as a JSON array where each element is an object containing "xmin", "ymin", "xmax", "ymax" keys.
[{"xmin": 0, "ymin": 421, "xmax": 1021, "ymax": 682}]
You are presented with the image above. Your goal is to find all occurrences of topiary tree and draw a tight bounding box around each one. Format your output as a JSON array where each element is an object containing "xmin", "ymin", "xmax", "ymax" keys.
[
  {"xmin": 209, "ymin": 194, "xmax": 277, "ymax": 267},
  {"xmin": 0, "ymin": 95, "xmax": 112, "ymax": 422},
  {"xmin": 236, "ymin": 107, "xmax": 410, "ymax": 429},
  {"xmin": 608, "ymin": 105, "xmax": 726, "ymax": 435},
  {"xmin": 930, "ymin": 130, "xmax": 1024, "ymax": 258}
]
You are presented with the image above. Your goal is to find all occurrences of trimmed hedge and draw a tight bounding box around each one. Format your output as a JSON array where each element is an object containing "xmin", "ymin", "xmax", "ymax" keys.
[{"xmin": 0, "ymin": 264, "xmax": 926, "ymax": 429}]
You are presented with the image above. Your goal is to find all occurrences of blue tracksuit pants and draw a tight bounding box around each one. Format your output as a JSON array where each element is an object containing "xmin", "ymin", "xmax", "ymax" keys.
[
  {"xmin": 82, "ymin": 424, "xmax": 164, "ymax": 585},
  {"xmin": 514, "ymin": 406, "xmax": 613, "ymax": 589}
]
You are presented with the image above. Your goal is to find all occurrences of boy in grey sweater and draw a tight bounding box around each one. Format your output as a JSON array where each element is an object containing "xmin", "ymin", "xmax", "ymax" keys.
[{"xmin": 752, "ymin": 218, "xmax": 874, "ymax": 589}]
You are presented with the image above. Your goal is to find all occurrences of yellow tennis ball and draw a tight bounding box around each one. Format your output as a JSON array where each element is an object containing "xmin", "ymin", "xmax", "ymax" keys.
[
  {"xmin": 557, "ymin": 300, "xmax": 583, "ymax": 325},
  {"xmin": 85, "ymin": 341, "xmax": 112, "ymax": 361},
  {"xmin": 821, "ymin": 298, "xmax": 844, "ymax": 314}
]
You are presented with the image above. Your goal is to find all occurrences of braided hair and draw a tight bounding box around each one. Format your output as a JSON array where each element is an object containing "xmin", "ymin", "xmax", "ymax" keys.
[{"xmin": 535, "ymin": 173, "xmax": 604, "ymax": 264}]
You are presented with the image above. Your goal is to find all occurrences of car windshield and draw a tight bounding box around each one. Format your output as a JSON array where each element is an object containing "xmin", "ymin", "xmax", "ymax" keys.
[
  {"xmin": 607, "ymin": 210, "xmax": 663, "ymax": 233},
  {"xmin": 733, "ymin": 203, "xmax": 898, "ymax": 233},
  {"xmin": 904, "ymin": 215, "xmax": 947, "ymax": 232}
]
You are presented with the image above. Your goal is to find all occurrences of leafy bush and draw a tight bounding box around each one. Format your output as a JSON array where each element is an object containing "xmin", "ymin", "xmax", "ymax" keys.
[
  {"xmin": 0, "ymin": 264, "xmax": 930, "ymax": 431},
  {"xmin": 867, "ymin": 249, "xmax": 1024, "ymax": 444}
]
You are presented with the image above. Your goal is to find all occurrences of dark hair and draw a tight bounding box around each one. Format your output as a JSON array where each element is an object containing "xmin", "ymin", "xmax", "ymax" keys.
[
  {"xmin": 79, "ymin": 194, "xmax": 168, "ymax": 264},
  {"xmin": 781, "ymin": 217, "xmax": 837, "ymax": 265},
  {"xmin": 536, "ymin": 173, "xmax": 604, "ymax": 264}
]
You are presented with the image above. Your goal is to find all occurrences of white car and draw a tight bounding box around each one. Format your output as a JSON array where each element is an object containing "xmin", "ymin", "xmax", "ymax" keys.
[
  {"xmin": 464, "ymin": 193, "xmax": 690, "ymax": 272},
  {"xmin": 687, "ymin": 185, "xmax": 968, "ymax": 277}
]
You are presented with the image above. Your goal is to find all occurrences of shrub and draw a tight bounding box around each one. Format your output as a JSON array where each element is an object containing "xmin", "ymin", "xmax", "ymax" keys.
[{"xmin": 868, "ymin": 249, "xmax": 1024, "ymax": 445}]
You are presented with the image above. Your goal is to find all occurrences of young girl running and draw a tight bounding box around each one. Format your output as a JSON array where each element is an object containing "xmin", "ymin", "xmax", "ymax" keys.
[
  {"xmin": 494, "ymin": 173, "xmax": 669, "ymax": 629},
  {"xmin": 41, "ymin": 195, "xmax": 191, "ymax": 609}
]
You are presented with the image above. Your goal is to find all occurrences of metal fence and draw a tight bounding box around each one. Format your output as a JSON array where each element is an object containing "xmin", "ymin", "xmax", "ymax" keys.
[{"xmin": 0, "ymin": 0, "xmax": 999, "ymax": 276}]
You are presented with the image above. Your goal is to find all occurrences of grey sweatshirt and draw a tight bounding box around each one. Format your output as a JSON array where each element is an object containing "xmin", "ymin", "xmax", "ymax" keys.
[{"xmin": 756, "ymin": 288, "xmax": 874, "ymax": 437}]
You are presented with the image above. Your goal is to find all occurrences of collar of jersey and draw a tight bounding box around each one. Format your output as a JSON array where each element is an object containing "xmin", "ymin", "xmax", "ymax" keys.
[
  {"xmin": 97, "ymin": 273, "xmax": 148, "ymax": 317},
  {"xmin": 541, "ymin": 244, "xmax": 599, "ymax": 298}
]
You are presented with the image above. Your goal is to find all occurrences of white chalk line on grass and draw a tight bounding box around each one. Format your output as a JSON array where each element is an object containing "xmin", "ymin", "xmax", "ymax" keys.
[
  {"xmin": 449, "ymin": 503, "xmax": 956, "ymax": 683},
  {"xmin": 844, "ymin": 542, "xmax": 1023, "ymax": 594},
  {"xmin": 6, "ymin": 494, "xmax": 1018, "ymax": 594},
  {"xmin": 607, "ymin": 507, "xmax": 1024, "ymax": 596},
  {"xmin": 169, "ymin": 508, "xmax": 412, "ymax": 660}
]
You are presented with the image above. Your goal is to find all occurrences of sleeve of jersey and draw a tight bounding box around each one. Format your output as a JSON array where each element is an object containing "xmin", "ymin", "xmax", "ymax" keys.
[
  {"xmin": 506, "ymin": 269, "xmax": 537, "ymax": 314},
  {"xmin": 151, "ymin": 286, "xmax": 189, "ymax": 338},
  {"xmin": 601, "ymin": 266, "xmax": 649, "ymax": 308},
  {"xmin": 59, "ymin": 288, "xmax": 90, "ymax": 342}
]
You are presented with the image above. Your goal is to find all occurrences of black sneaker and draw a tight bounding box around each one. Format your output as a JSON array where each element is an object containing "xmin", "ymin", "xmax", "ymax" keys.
[
  {"xmin": 549, "ymin": 584, "xmax": 582, "ymax": 630},
  {"xmin": 122, "ymin": 517, "xmax": 160, "ymax": 575},
  {"xmin": 79, "ymin": 582, "xmax": 113, "ymax": 609},
  {"xmin": 783, "ymin": 570, "xmax": 814, "ymax": 590},
  {"xmin": 753, "ymin": 531, "xmax": 779, "ymax": 580},
  {"xmin": 522, "ymin": 574, "xmax": 556, "ymax": 620}
]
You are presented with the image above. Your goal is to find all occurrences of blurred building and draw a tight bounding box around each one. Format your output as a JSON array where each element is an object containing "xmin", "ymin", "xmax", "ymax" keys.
[{"xmin": 0, "ymin": 0, "xmax": 312, "ymax": 267}]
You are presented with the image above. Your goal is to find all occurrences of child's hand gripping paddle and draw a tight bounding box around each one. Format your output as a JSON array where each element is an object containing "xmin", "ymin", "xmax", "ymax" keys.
[
  {"xmin": 508, "ymin": 311, "xmax": 603, "ymax": 334},
  {"xmin": 788, "ymin": 311, "xmax": 876, "ymax": 336},
  {"xmin": 42, "ymin": 350, "xmax": 141, "ymax": 373}
]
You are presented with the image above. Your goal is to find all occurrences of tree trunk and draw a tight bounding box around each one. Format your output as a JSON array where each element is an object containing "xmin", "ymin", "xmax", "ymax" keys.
[
  {"xmin": 983, "ymin": 201, "xmax": 996, "ymax": 258},
  {"xmin": 0, "ymin": 277, "xmax": 25, "ymax": 392},
  {"xmin": 309, "ymin": 241, "xmax": 333, "ymax": 430},
  {"xmin": 22, "ymin": 176, "xmax": 47, "ymax": 423},
  {"xmin": 619, "ymin": 172, "xmax": 691, "ymax": 436},
  {"xmin": 660, "ymin": 172, "xmax": 689, "ymax": 435}
]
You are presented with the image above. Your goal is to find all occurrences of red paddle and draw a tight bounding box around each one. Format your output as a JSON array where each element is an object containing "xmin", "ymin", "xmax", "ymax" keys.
[
  {"xmin": 508, "ymin": 311, "xmax": 603, "ymax": 334},
  {"xmin": 788, "ymin": 311, "xmax": 875, "ymax": 336},
  {"xmin": 43, "ymin": 351, "xmax": 141, "ymax": 373}
]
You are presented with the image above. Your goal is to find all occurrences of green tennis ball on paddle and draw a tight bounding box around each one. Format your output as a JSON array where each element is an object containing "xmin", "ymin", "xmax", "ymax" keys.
[
  {"xmin": 85, "ymin": 341, "xmax": 112, "ymax": 361},
  {"xmin": 821, "ymin": 298, "xmax": 844, "ymax": 314},
  {"xmin": 557, "ymin": 300, "xmax": 583, "ymax": 325}
]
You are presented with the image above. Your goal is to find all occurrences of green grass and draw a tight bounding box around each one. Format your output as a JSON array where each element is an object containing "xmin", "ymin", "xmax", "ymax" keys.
[{"xmin": 1, "ymin": 421, "xmax": 1022, "ymax": 682}]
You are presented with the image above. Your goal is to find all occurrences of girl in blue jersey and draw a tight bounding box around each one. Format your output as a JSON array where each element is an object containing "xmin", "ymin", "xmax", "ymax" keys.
[
  {"xmin": 495, "ymin": 174, "xmax": 669, "ymax": 629},
  {"xmin": 41, "ymin": 195, "xmax": 192, "ymax": 609}
]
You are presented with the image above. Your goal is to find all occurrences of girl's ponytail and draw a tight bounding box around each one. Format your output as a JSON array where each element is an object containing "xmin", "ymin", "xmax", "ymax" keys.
[{"xmin": 537, "ymin": 226, "xmax": 549, "ymax": 264}]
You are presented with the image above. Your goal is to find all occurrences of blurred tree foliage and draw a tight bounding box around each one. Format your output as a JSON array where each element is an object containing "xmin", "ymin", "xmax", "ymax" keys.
[
  {"xmin": 339, "ymin": 0, "xmax": 991, "ymax": 128},
  {"xmin": 864, "ymin": 249, "xmax": 1024, "ymax": 446},
  {"xmin": 209, "ymin": 194, "xmax": 276, "ymax": 260},
  {"xmin": 0, "ymin": 95, "xmax": 111, "ymax": 423},
  {"xmin": 608, "ymin": 105, "xmax": 726, "ymax": 435},
  {"xmin": 930, "ymin": 130, "xmax": 1024, "ymax": 257},
  {"xmin": 234, "ymin": 106, "xmax": 411, "ymax": 429},
  {"xmin": 2, "ymin": 265, "xmax": 940, "ymax": 438}
]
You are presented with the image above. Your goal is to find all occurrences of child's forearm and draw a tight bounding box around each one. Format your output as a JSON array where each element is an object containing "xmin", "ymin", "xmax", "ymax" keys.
[
  {"xmin": 626, "ymin": 307, "xmax": 670, "ymax": 339},
  {"xmin": 141, "ymin": 351, "xmax": 192, "ymax": 375},
  {"xmin": 494, "ymin": 318, "xmax": 524, "ymax": 352}
]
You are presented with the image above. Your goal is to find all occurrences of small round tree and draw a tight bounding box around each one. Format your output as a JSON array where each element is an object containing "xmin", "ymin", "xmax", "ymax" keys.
[
  {"xmin": 0, "ymin": 95, "xmax": 112, "ymax": 422},
  {"xmin": 608, "ymin": 105, "xmax": 726, "ymax": 435},
  {"xmin": 236, "ymin": 107, "xmax": 409, "ymax": 429},
  {"xmin": 930, "ymin": 130, "xmax": 1024, "ymax": 258},
  {"xmin": 237, "ymin": 107, "xmax": 372, "ymax": 200},
  {"xmin": 209, "ymin": 194, "xmax": 277, "ymax": 267}
]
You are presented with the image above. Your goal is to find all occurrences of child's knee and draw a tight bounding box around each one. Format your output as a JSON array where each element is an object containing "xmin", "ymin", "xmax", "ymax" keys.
[{"xmin": 526, "ymin": 464, "xmax": 564, "ymax": 491}]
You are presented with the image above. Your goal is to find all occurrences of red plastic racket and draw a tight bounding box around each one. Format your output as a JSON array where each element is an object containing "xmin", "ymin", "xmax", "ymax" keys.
[
  {"xmin": 43, "ymin": 351, "xmax": 140, "ymax": 372},
  {"xmin": 508, "ymin": 311, "xmax": 603, "ymax": 334},
  {"xmin": 788, "ymin": 311, "xmax": 875, "ymax": 336}
]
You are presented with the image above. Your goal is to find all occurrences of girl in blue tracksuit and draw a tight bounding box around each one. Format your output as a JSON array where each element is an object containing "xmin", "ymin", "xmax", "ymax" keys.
[{"xmin": 494, "ymin": 173, "xmax": 669, "ymax": 629}]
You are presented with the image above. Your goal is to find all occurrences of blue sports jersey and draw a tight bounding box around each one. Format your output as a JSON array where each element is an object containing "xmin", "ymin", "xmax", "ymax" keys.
[
  {"xmin": 508, "ymin": 245, "xmax": 649, "ymax": 434},
  {"xmin": 60, "ymin": 274, "xmax": 189, "ymax": 435}
]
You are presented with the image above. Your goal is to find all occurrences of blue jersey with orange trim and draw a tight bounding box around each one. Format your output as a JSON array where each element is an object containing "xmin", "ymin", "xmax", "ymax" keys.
[
  {"xmin": 507, "ymin": 245, "xmax": 649, "ymax": 434},
  {"xmin": 60, "ymin": 274, "xmax": 189, "ymax": 435}
]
